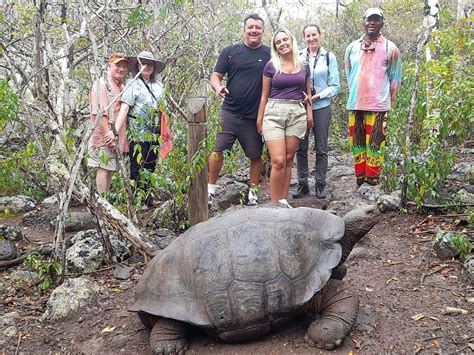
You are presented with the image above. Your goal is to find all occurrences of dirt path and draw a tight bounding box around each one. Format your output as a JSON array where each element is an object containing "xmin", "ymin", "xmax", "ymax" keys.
[{"xmin": 1, "ymin": 151, "xmax": 473, "ymax": 354}]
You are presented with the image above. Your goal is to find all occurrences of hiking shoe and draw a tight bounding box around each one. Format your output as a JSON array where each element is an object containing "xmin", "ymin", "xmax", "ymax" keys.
[
  {"xmin": 208, "ymin": 192, "xmax": 216, "ymax": 206},
  {"xmin": 247, "ymin": 196, "xmax": 258, "ymax": 206},
  {"xmin": 315, "ymin": 185, "xmax": 326, "ymax": 199},
  {"xmin": 278, "ymin": 199, "xmax": 293, "ymax": 209},
  {"xmin": 247, "ymin": 187, "xmax": 259, "ymax": 206},
  {"xmin": 292, "ymin": 184, "xmax": 309, "ymax": 199}
]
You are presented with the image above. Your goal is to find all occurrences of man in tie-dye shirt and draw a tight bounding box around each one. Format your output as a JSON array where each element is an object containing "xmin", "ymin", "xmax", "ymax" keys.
[{"xmin": 344, "ymin": 8, "xmax": 402, "ymax": 186}]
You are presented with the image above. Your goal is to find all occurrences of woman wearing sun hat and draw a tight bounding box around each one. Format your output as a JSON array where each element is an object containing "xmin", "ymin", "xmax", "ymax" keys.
[{"xmin": 107, "ymin": 50, "xmax": 166, "ymax": 203}]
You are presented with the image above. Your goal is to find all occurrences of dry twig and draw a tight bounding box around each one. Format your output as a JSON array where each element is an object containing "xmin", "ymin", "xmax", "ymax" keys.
[{"xmin": 420, "ymin": 264, "xmax": 449, "ymax": 284}]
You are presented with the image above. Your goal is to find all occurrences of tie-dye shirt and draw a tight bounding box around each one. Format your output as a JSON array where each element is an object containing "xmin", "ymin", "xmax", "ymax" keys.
[{"xmin": 344, "ymin": 35, "xmax": 402, "ymax": 111}]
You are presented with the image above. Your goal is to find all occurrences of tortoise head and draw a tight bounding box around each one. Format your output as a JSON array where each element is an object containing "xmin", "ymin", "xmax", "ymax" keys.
[{"xmin": 338, "ymin": 205, "xmax": 381, "ymax": 267}]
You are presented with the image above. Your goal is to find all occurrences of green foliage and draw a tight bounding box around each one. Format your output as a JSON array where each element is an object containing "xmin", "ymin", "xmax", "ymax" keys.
[
  {"xmin": 381, "ymin": 15, "xmax": 473, "ymax": 207},
  {"xmin": 105, "ymin": 94, "xmax": 222, "ymax": 231},
  {"xmin": 127, "ymin": 7, "xmax": 151, "ymax": 26},
  {"xmin": 0, "ymin": 143, "xmax": 48, "ymax": 200},
  {"xmin": 25, "ymin": 252, "xmax": 62, "ymax": 290},
  {"xmin": 433, "ymin": 231, "xmax": 472, "ymax": 261},
  {"xmin": 467, "ymin": 208, "xmax": 474, "ymax": 229},
  {"xmin": 0, "ymin": 80, "xmax": 18, "ymax": 133}
]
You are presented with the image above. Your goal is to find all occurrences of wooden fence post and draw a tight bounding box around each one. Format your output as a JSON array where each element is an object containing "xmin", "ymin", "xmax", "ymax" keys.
[{"xmin": 187, "ymin": 96, "xmax": 208, "ymax": 226}]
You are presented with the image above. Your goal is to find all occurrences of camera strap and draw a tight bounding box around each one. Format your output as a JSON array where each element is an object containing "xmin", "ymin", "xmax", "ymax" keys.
[{"xmin": 306, "ymin": 48, "xmax": 331, "ymax": 95}]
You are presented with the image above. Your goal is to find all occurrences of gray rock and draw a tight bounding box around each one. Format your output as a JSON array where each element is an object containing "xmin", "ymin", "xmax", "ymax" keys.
[
  {"xmin": 457, "ymin": 189, "xmax": 474, "ymax": 204},
  {"xmin": 149, "ymin": 228, "xmax": 179, "ymax": 249},
  {"xmin": 0, "ymin": 195, "xmax": 36, "ymax": 214},
  {"xmin": 0, "ymin": 239, "xmax": 17, "ymax": 261},
  {"xmin": 41, "ymin": 277, "xmax": 103, "ymax": 322},
  {"xmin": 432, "ymin": 231, "xmax": 460, "ymax": 260},
  {"xmin": 10, "ymin": 270, "xmax": 40, "ymax": 284},
  {"xmin": 377, "ymin": 191, "xmax": 401, "ymax": 213},
  {"xmin": 326, "ymin": 165, "xmax": 354, "ymax": 179},
  {"xmin": 225, "ymin": 167, "xmax": 251, "ymax": 184},
  {"xmin": 66, "ymin": 229, "xmax": 131, "ymax": 274},
  {"xmin": 63, "ymin": 211, "xmax": 96, "ymax": 232},
  {"xmin": 214, "ymin": 181, "xmax": 249, "ymax": 210},
  {"xmin": 0, "ymin": 312, "xmax": 19, "ymax": 346},
  {"xmin": 356, "ymin": 304, "xmax": 376, "ymax": 333},
  {"xmin": 327, "ymin": 155, "xmax": 339, "ymax": 169},
  {"xmin": 465, "ymin": 256, "xmax": 474, "ymax": 285},
  {"xmin": 20, "ymin": 205, "xmax": 59, "ymax": 226},
  {"xmin": 151, "ymin": 200, "xmax": 173, "ymax": 229},
  {"xmin": 0, "ymin": 224, "xmax": 24, "ymax": 241},
  {"xmin": 3, "ymin": 325, "xmax": 17, "ymax": 339},
  {"xmin": 42, "ymin": 195, "xmax": 58, "ymax": 205},
  {"xmin": 0, "ymin": 312, "xmax": 19, "ymax": 327},
  {"xmin": 347, "ymin": 247, "xmax": 381, "ymax": 262},
  {"xmin": 326, "ymin": 199, "xmax": 370, "ymax": 217},
  {"xmin": 113, "ymin": 265, "xmax": 134, "ymax": 280},
  {"xmin": 448, "ymin": 162, "xmax": 473, "ymax": 183},
  {"xmin": 356, "ymin": 183, "xmax": 384, "ymax": 202}
]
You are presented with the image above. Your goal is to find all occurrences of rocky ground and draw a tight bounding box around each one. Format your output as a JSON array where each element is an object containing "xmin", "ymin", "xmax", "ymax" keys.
[{"xmin": 1, "ymin": 147, "xmax": 473, "ymax": 354}]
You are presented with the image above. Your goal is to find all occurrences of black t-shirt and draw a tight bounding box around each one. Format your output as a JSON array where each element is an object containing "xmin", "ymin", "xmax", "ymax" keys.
[{"xmin": 214, "ymin": 43, "xmax": 271, "ymax": 120}]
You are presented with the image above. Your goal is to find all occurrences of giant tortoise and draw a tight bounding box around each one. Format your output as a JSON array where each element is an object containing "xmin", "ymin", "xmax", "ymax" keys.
[{"xmin": 130, "ymin": 205, "xmax": 379, "ymax": 354}]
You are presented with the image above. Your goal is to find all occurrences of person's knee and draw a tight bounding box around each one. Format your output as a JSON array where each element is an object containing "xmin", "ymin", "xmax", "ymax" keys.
[{"xmin": 271, "ymin": 156, "xmax": 286, "ymax": 170}]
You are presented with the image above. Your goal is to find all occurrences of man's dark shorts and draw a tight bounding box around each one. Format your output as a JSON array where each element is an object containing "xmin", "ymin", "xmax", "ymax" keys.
[{"xmin": 214, "ymin": 109, "xmax": 264, "ymax": 159}]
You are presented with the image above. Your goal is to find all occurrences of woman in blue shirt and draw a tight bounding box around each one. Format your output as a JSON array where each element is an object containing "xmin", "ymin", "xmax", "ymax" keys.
[
  {"xmin": 293, "ymin": 24, "xmax": 340, "ymax": 199},
  {"xmin": 108, "ymin": 51, "xmax": 165, "ymax": 205}
]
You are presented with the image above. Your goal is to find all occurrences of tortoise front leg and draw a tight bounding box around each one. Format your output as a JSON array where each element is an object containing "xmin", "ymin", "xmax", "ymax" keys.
[
  {"xmin": 302, "ymin": 279, "xmax": 359, "ymax": 350},
  {"xmin": 149, "ymin": 317, "xmax": 188, "ymax": 355}
]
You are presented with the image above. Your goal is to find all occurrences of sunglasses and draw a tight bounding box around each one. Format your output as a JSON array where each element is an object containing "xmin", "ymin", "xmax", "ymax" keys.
[{"xmin": 360, "ymin": 41, "xmax": 376, "ymax": 51}]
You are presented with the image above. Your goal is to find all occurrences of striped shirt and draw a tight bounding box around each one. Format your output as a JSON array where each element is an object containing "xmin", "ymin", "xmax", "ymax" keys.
[
  {"xmin": 344, "ymin": 35, "xmax": 402, "ymax": 111},
  {"xmin": 89, "ymin": 74, "xmax": 128, "ymax": 153}
]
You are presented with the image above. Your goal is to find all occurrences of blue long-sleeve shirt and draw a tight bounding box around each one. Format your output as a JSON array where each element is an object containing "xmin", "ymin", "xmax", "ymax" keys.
[{"xmin": 299, "ymin": 47, "xmax": 340, "ymax": 110}]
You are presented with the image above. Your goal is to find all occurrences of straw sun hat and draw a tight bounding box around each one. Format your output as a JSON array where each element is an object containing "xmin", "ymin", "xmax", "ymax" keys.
[{"xmin": 128, "ymin": 51, "xmax": 165, "ymax": 74}]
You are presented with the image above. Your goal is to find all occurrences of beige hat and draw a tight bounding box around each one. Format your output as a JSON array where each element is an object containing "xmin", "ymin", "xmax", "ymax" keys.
[
  {"xmin": 363, "ymin": 8, "xmax": 384, "ymax": 19},
  {"xmin": 128, "ymin": 51, "xmax": 165, "ymax": 74}
]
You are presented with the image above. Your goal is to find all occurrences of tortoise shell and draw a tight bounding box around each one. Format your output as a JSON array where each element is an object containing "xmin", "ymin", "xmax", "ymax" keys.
[{"xmin": 130, "ymin": 207, "xmax": 343, "ymax": 331}]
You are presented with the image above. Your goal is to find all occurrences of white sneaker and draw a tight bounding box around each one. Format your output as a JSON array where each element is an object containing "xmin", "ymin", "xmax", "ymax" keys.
[
  {"xmin": 248, "ymin": 188, "xmax": 258, "ymax": 206},
  {"xmin": 248, "ymin": 196, "xmax": 258, "ymax": 206},
  {"xmin": 208, "ymin": 193, "xmax": 216, "ymax": 206},
  {"xmin": 278, "ymin": 199, "xmax": 293, "ymax": 209}
]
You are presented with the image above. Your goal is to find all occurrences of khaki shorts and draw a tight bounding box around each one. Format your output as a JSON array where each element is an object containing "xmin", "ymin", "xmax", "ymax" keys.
[
  {"xmin": 87, "ymin": 146, "xmax": 118, "ymax": 171},
  {"xmin": 262, "ymin": 99, "xmax": 308, "ymax": 141}
]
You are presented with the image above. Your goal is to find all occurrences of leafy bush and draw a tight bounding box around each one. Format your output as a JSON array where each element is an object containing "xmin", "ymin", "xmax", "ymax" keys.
[
  {"xmin": 26, "ymin": 252, "xmax": 62, "ymax": 290},
  {"xmin": 381, "ymin": 15, "xmax": 473, "ymax": 206}
]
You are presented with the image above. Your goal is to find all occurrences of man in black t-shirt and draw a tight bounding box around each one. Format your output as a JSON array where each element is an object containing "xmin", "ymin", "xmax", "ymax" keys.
[{"xmin": 208, "ymin": 13, "xmax": 271, "ymax": 206}]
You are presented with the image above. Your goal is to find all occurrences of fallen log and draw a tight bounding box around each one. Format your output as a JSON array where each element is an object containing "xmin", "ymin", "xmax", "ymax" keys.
[{"xmin": 48, "ymin": 158, "xmax": 159, "ymax": 259}]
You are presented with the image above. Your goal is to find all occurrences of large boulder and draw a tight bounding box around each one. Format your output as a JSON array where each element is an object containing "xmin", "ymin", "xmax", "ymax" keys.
[
  {"xmin": 54, "ymin": 211, "xmax": 96, "ymax": 232},
  {"xmin": 65, "ymin": 229, "xmax": 132, "ymax": 274},
  {"xmin": 0, "ymin": 224, "xmax": 24, "ymax": 241},
  {"xmin": 0, "ymin": 312, "xmax": 19, "ymax": 346},
  {"xmin": 0, "ymin": 240, "xmax": 17, "ymax": 261},
  {"xmin": 0, "ymin": 195, "xmax": 36, "ymax": 214},
  {"xmin": 41, "ymin": 277, "xmax": 103, "ymax": 322}
]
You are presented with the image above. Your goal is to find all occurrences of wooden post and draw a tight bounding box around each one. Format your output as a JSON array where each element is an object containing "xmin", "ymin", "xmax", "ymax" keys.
[{"xmin": 187, "ymin": 96, "xmax": 208, "ymax": 226}]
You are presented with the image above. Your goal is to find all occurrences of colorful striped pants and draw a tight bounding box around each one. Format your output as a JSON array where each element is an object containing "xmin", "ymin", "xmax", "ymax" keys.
[{"xmin": 348, "ymin": 111, "xmax": 387, "ymax": 185}]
